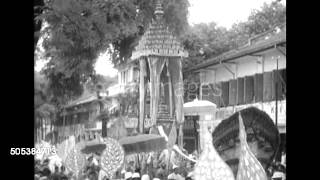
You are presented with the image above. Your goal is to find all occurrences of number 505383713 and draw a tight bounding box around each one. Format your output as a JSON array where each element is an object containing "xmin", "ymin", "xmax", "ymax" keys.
[{"xmin": 10, "ymin": 147, "xmax": 56, "ymax": 155}]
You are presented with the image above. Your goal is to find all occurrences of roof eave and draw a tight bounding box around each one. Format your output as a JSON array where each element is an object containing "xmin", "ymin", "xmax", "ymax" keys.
[{"xmin": 184, "ymin": 38, "xmax": 286, "ymax": 73}]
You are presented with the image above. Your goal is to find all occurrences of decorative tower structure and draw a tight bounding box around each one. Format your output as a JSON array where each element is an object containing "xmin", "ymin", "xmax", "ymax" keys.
[{"xmin": 131, "ymin": 0, "xmax": 188, "ymax": 146}]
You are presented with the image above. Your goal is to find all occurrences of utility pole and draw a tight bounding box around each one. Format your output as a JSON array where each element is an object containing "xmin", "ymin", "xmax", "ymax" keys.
[{"xmin": 275, "ymin": 58, "xmax": 278, "ymax": 127}]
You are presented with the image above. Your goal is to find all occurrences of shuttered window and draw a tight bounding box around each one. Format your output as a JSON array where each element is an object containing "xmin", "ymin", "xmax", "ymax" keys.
[
  {"xmin": 273, "ymin": 69, "xmax": 286, "ymax": 101},
  {"xmin": 263, "ymin": 71, "xmax": 274, "ymax": 102},
  {"xmin": 201, "ymin": 84, "xmax": 212, "ymax": 101},
  {"xmin": 245, "ymin": 76, "xmax": 254, "ymax": 103},
  {"xmin": 212, "ymin": 83, "xmax": 222, "ymax": 107},
  {"xmin": 254, "ymin": 73, "xmax": 263, "ymax": 102},
  {"xmin": 201, "ymin": 83, "xmax": 221, "ymax": 107},
  {"xmin": 237, "ymin": 78, "xmax": 245, "ymax": 105},
  {"xmin": 229, "ymin": 79, "xmax": 237, "ymax": 105},
  {"xmin": 221, "ymin": 81, "xmax": 229, "ymax": 107}
]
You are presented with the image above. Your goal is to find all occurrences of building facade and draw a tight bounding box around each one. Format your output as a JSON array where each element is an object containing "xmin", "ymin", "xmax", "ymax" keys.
[
  {"xmin": 55, "ymin": 93, "xmax": 108, "ymax": 144},
  {"xmin": 184, "ymin": 24, "xmax": 286, "ymax": 152},
  {"xmin": 106, "ymin": 23, "xmax": 286, "ymax": 154}
]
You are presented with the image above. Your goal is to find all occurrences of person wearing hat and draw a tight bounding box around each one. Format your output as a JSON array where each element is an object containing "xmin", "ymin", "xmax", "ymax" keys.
[
  {"xmin": 120, "ymin": 169, "xmax": 127, "ymax": 180},
  {"xmin": 125, "ymin": 172, "xmax": 133, "ymax": 180},
  {"xmin": 141, "ymin": 174, "xmax": 150, "ymax": 180},
  {"xmin": 132, "ymin": 172, "xmax": 141, "ymax": 180},
  {"xmin": 167, "ymin": 165, "xmax": 184, "ymax": 180},
  {"xmin": 186, "ymin": 171, "xmax": 194, "ymax": 180}
]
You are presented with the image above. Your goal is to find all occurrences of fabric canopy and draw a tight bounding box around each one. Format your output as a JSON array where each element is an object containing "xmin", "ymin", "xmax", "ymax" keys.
[{"xmin": 118, "ymin": 134, "xmax": 166, "ymax": 155}]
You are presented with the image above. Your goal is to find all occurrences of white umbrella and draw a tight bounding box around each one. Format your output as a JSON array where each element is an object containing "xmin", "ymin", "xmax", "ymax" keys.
[{"xmin": 183, "ymin": 98, "xmax": 216, "ymax": 115}]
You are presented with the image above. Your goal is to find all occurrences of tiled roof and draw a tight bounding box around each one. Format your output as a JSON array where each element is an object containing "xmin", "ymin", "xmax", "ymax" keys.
[
  {"xmin": 65, "ymin": 94, "xmax": 98, "ymax": 108},
  {"xmin": 131, "ymin": 0, "xmax": 188, "ymax": 60}
]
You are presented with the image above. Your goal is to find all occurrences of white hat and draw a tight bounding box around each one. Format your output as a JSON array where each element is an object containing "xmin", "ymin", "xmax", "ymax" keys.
[
  {"xmin": 141, "ymin": 174, "xmax": 150, "ymax": 180},
  {"xmin": 153, "ymin": 178, "xmax": 160, "ymax": 180},
  {"xmin": 187, "ymin": 172, "xmax": 194, "ymax": 177},
  {"xmin": 125, "ymin": 172, "xmax": 133, "ymax": 179},
  {"xmin": 172, "ymin": 164, "xmax": 179, "ymax": 169},
  {"xmin": 168, "ymin": 174, "xmax": 175, "ymax": 179},
  {"xmin": 121, "ymin": 169, "xmax": 126, "ymax": 174},
  {"xmin": 132, "ymin": 172, "xmax": 140, "ymax": 178}
]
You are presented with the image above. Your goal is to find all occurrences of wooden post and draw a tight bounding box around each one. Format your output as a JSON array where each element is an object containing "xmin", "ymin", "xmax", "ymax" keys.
[
  {"xmin": 178, "ymin": 124, "xmax": 184, "ymax": 147},
  {"xmin": 177, "ymin": 59, "xmax": 184, "ymax": 147},
  {"xmin": 139, "ymin": 59, "xmax": 146, "ymax": 133},
  {"xmin": 63, "ymin": 110, "xmax": 66, "ymax": 140},
  {"xmin": 275, "ymin": 57, "xmax": 279, "ymax": 126}
]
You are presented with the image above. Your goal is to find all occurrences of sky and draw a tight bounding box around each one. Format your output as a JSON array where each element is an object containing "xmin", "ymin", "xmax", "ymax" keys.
[
  {"xmin": 188, "ymin": 0, "xmax": 276, "ymax": 28},
  {"xmin": 35, "ymin": 0, "xmax": 285, "ymax": 77}
]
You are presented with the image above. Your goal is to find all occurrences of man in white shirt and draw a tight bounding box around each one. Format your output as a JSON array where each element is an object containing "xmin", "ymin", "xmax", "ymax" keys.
[
  {"xmin": 125, "ymin": 172, "xmax": 133, "ymax": 180},
  {"xmin": 167, "ymin": 165, "xmax": 184, "ymax": 180},
  {"xmin": 281, "ymin": 151, "xmax": 286, "ymax": 167}
]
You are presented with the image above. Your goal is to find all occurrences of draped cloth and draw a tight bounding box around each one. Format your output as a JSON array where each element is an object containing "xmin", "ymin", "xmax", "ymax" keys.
[
  {"xmin": 147, "ymin": 57, "xmax": 184, "ymax": 126},
  {"xmin": 140, "ymin": 58, "xmax": 147, "ymax": 132},
  {"xmin": 167, "ymin": 58, "xmax": 184, "ymax": 124},
  {"xmin": 167, "ymin": 121, "xmax": 177, "ymax": 170},
  {"xmin": 193, "ymin": 127, "xmax": 235, "ymax": 180},
  {"xmin": 148, "ymin": 57, "xmax": 166, "ymax": 127},
  {"xmin": 236, "ymin": 113, "xmax": 268, "ymax": 180}
]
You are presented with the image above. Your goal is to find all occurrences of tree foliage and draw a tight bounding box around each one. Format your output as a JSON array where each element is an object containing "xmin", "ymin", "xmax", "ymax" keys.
[
  {"xmin": 36, "ymin": 0, "xmax": 189, "ymax": 105},
  {"xmin": 35, "ymin": 0, "xmax": 285, "ymax": 106},
  {"xmin": 182, "ymin": 1, "xmax": 286, "ymax": 68},
  {"xmin": 35, "ymin": 71, "xmax": 52, "ymax": 108},
  {"xmin": 84, "ymin": 74, "xmax": 117, "ymax": 94}
]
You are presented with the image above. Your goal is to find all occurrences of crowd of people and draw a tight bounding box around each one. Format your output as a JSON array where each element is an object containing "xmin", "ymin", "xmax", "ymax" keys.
[
  {"xmin": 267, "ymin": 151, "xmax": 286, "ymax": 180},
  {"xmin": 34, "ymin": 155, "xmax": 195, "ymax": 180},
  {"xmin": 34, "ymin": 154, "xmax": 106, "ymax": 180},
  {"xmin": 34, "ymin": 149, "xmax": 285, "ymax": 180},
  {"xmin": 120, "ymin": 162, "xmax": 195, "ymax": 180},
  {"xmin": 35, "ymin": 159, "xmax": 70, "ymax": 180}
]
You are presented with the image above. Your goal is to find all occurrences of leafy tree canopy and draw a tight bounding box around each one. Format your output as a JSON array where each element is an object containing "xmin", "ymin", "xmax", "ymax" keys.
[
  {"xmin": 182, "ymin": 1, "xmax": 286, "ymax": 69},
  {"xmin": 36, "ymin": 0, "xmax": 189, "ymax": 105},
  {"xmin": 35, "ymin": 0, "xmax": 285, "ymax": 106}
]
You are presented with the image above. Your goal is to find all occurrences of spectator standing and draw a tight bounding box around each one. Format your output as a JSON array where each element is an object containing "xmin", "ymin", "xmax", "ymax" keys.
[
  {"xmin": 125, "ymin": 172, "xmax": 133, "ymax": 180},
  {"xmin": 167, "ymin": 165, "xmax": 184, "ymax": 180}
]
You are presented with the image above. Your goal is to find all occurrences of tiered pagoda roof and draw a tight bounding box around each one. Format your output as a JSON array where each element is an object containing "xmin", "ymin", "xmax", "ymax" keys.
[{"xmin": 131, "ymin": 0, "xmax": 188, "ymax": 60}]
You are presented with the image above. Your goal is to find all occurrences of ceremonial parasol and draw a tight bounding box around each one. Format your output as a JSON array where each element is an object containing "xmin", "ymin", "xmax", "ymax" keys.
[
  {"xmin": 183, "ymin": 98, "xmax": 216, "ymax": 115},
  {"xmin": 65, "ymin": 145, "xmax": 86, "ymax": 178},
  {"xmin": 118, "ymin": 134, "xmax": 166, "ymax": 155},
  {"xmin": 80, "ymin": 139, "xmax": 106, "ymax": 154},
  {"xmin": 212, "ymin": 107, "xmax": 280, "ymax": 176},
  {"xmin": 194, "ymin": 127, "xmax": 235, "ymax": 180},
  {"xmin": 100, "ymin": 137, "xmax": 125, "ymax": 179}
]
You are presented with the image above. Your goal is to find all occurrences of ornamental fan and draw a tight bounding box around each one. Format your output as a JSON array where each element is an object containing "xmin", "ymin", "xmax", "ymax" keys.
[
  {"xmin": 100, "ymin": 137, "xmax": 125, "ymax": 179},
  {"xmin": 236, "ymin": 113, "xmax": 268, "ymax": 180},
  {"xmin": 193, "ymin": 128, "xmax": 235, "ymax": 180},
  {"xmin": 65, "ymin": 145, "xmax": 86, "ymax": 177}
]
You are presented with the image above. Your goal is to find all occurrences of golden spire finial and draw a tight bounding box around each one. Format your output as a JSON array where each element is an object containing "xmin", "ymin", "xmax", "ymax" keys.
[{"xmin": 154, "ymin": 0, "xmax": 164, "ymax": 18}]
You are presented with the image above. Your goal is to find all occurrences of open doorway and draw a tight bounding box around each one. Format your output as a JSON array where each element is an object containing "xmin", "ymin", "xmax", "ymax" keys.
[{"xmin": 183, "ymin": 115, "xmax": 200, "ymax": 154}]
